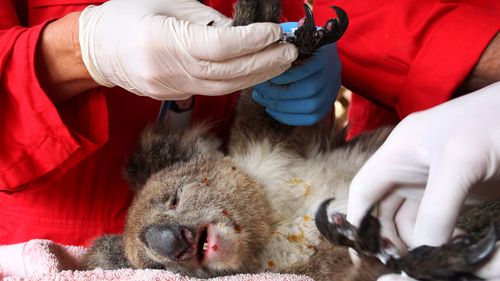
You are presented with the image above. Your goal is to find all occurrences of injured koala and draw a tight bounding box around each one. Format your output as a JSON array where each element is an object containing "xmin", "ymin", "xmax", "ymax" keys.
[
  {"xmin": 85, "ymin": 1, "xmax": 500, "ymax": 280},
  {"xmin": 84, "ymin": 91, "xmax": 500, "ymax": 280},
  {"xmin": 84, "ymin": 89, "xmax": 393, "ymax": 280}
]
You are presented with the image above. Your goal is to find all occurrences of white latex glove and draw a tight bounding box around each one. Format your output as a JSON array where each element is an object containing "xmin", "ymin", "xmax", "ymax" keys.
[
  {"xmin": 347, "ymin": 82, "xmax": 500, "ymax": 279},
  {"xmin": 79, "ymin": 0, "xmax": 298, "ymax": 100}
]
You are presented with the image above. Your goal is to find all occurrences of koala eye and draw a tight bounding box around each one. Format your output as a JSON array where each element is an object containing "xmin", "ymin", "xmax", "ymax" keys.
[{"xmin": 167, "ymin": 191, "xmax": 179, "ymax": 209}]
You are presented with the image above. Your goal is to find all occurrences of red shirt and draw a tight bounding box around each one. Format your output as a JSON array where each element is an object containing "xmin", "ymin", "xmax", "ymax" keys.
[
  {"xmin": 0, "ymin": 0, "xmax": 304, "ymax": 246},
  {"xmin": 315, "ymin": 0, "xmax": 500, "ymax": 139}
]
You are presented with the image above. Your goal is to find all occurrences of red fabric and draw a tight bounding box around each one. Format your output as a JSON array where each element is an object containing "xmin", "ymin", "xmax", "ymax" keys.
[
  {"xmin": 314, "ymin": 0, "xmax": 500, "ymax": 139},
  {"xmin": 0, "ymin": 0, "xmax": 304, "ymax": 246}
]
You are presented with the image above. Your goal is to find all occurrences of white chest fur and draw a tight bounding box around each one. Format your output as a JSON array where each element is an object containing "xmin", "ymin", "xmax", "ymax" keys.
[{"xmin": 233, "ymin": 139, "xmax": 368, "ymax": 271}]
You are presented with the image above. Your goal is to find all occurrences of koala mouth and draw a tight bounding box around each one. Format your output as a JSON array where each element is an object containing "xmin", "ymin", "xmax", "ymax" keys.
[{"xmin": 196, "ymin": 226, "xmax": 209, "ymax": 263}]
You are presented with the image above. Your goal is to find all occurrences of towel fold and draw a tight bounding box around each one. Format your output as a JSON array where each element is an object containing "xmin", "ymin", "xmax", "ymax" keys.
[{"xmin": 0, "ymin": 240, "xmax": 312, "ymax": 281}]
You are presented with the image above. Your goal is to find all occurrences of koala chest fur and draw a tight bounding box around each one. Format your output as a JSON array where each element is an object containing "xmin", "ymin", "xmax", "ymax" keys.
[
  {"xmin": 232, "ymin": 132, "xmax": 365, "ymax": 271},
  {"xmin": 223, "ymin": 92, "xmax": 392, "ymax": 276}
]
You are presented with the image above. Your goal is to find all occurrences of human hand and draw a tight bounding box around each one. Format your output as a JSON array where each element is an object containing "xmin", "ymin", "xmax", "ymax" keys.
[
  {"xmin": 252, "ymin": 22, "xmax": 341, "ymax": 126},
  {"xmin": 79, "ymin": 0, "xmax": 298, "ymax": 100},
  {"xmin": 347, "ymin": 82, "xmax": 500, "ymax": 279}
]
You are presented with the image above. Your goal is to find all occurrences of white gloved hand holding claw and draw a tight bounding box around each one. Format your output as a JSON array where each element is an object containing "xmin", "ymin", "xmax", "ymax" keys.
[
  {"xmin": 347, "ymin": 82, "xmax": 500, "ymax": 280},
  {"xmin": 79, "ymin": 0, "xmax": 298, "ymax": 100}
]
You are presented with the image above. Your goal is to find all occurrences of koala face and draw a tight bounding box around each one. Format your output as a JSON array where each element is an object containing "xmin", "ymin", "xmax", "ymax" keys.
[{"xmin": 123, "ymin": 156, "xmax": 272, "ymax": 278}]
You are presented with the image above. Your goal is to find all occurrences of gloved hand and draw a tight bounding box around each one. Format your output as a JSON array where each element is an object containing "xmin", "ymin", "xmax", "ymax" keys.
[
  {"xmin": 79, "ymin": 0, "xmax": 298, "ymax": 100},
  {"xmin": 347, "ymin": 82, "xmax": 500, "ymax": 280},
  {"xmin": 252, "ymin": 22, "xmax": 341, "ymax": 126}
]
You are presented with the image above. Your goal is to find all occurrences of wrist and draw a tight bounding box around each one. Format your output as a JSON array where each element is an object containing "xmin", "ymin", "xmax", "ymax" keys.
[{"xmin": 36, "ymin": 12, "xmax": 100, "ymax": 104}]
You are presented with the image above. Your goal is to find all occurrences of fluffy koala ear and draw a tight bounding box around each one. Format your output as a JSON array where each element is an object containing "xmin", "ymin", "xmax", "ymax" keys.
[{"xmin": 125, "ymin": 124, "xmax": 221, "ymax": 191}]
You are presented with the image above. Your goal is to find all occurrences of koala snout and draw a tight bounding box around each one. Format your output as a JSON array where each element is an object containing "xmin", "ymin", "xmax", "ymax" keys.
[{"xmin": 144, "ymin": 224, "xmax": 195, "ymax": 262}]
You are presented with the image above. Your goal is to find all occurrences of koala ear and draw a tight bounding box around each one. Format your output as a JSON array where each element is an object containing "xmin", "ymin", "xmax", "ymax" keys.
[{"xmin": 125, "ymin": 124, "xmax": 221, "ymax": 191}]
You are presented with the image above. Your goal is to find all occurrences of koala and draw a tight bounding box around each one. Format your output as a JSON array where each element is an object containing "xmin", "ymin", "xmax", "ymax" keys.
[
  {"xmin": 84, "ymin": 89, "xmax": 393, "ymax": 280},
  {"xmin": 84, "ymin": 87, "xmax": 499, "ymax": 280},
  {"xmin": 84, "ymin": 1, "xmax": 500, "ymax": 280}
]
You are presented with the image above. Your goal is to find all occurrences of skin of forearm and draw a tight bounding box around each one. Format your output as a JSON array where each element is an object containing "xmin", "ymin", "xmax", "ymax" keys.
[
  {"xmin": 36, "ymin": 12, "xmax": 99, "ymax": 104},
  {"xmin": 458, "ymin": 32, "xmax": 500, "ymax": 95}
]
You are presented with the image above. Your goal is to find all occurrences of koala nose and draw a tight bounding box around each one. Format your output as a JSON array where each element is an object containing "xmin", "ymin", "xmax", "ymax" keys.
[{"xmin": 144, "ymin": 224, "xmax": 195, "ymax": 261}]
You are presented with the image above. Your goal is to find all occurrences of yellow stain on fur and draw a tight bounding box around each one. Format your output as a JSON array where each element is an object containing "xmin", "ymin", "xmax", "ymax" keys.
[
  {"xmin": 287, "ymin": 231, "xmax": 305, "ymax": 243},
  {"xmin": 287, "ymin": 177, "xmax": 304, "ymax": 185}
]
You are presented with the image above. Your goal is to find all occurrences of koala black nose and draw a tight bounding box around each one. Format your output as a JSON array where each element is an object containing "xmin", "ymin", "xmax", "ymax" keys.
[{"xmin": 144, "ymin": 224, "xmax": 195, "ymax": 261}]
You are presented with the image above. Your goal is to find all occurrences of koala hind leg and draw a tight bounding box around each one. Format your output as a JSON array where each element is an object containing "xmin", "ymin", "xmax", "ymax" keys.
[{"xmin": 232, "ymin": 0, "xmax": 281, "ymax": 26}]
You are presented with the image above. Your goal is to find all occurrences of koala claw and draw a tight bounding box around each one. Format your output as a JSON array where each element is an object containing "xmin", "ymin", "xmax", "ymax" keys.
[
  {"xmin": 315, "ymin": 199, "xmax": 498, "ymax": 281},
  {"xmin": 287, "ymin": 5, "xmax": 348, "ymax": 56}
]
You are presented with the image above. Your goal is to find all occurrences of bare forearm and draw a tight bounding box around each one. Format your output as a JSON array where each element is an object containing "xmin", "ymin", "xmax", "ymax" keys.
[
  {"xmin": 458, "ymin": 32, "xmax": 500, "ymax": 94},
  {"xmin": 36, "ymin": 12, "xmax": 99, "ymax": 104}
]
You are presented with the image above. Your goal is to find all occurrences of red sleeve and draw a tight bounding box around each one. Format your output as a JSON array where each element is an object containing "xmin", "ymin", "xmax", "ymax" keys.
[
  {"xmin": 0, "ymin": 1, "xmax": 109, "ymax": 192},
  {"xmin": 314, "ymin": 0, "xmax": 500, "ymax": 137},
  {"xmin": 281, "ymin": 0, "xmax": 306, "ymax": 22}
]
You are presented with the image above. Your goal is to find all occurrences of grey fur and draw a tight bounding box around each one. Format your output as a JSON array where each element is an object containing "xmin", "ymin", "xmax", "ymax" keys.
[
  {"xmin": 232, "ymin": 0, "xmax": 281, "ymax": 26},
  {"xmin": 83, "ymin": 235, "xmax": 130, "ymax": 270}
]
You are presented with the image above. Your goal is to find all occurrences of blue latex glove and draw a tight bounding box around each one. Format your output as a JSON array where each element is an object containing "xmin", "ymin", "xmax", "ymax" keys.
[{"xmin": 252, "ymin": 22, "xmax": 341, "ymax": 126}]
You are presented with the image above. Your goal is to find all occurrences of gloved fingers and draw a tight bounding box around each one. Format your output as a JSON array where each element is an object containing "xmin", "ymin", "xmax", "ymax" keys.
[
  {"xmin": 186, "ymin": 43, "xmax": 297, "ymax": 80},
  {"xmin": 141, "ymin": 62, "xmax": 290, "ymax": 99},
  {"xmin": 265, "ymin": 99, "xmax": 332, "ymax": 126},
  {"xmin": 187, "ymin": 63, "xmax": 290, "ymax": 96},
  {"xmin": 377, "ymin": 274, "xmax": 418, "ymax": 281},
  {"xmin": 347, "ymin": 149, "xmax": 400, "ymax": 227},
  {"xmin": 393, "ymin": 198, "xmax": 420, "ymax": 248},
  {"xmin": 253, "ymin": 64, "xmax": 332, "ymax": 100},
  {"xmin": 377, "ymin": 195, "xmax": 407, "ymax": 254},
  {"xmin": 270, "ymin": 47, "xmax": 329, "ymax": 85},
  {"xmin": 252, "ymin": 89, "xmax": 270, "ymax": 107},
  {"xmin": 253, "ymin": 81, "xmax": 335, "ymax": 114},
  {"xmin": 165, "ymin": 18, "xmax": 290, "ymax": 62},
  {"xmin": 475, "ymin": 242, "xmax": 500, "ymax": 279},
  {"xmin": 153, "ymin": 0, "xmax": 232, "ymax": 26},
  {"xmin": 411, "ymin": 156, "xmax": 472, "ymax": 248}
]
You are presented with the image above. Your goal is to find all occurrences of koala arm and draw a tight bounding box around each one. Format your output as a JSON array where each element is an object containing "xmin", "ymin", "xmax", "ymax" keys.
[
  {"xmin": 83, "ymin": 235, "xmax": 130, "ymax": 270},
  {"xmin": 285, "ymin": 240, "xmax": 389, "ymax": 281}
]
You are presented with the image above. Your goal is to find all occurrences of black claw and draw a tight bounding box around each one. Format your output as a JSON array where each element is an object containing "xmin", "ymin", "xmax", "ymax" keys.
[
  {"xmin": 302, "ymin": 4, "xmax": 316, "ymax": 32},
  {"xmin": 315, "ymin": 199, "xmax": 335, "ymax": 241},
  {"xmin": 315, "ymin": 198, "xmax": 499, "ymax": 281},
  {"xmin": 314, "ymin": 6, "xmax": 349, "ymax": 48},
  {"xmin": 466, "ymin": 222, "xmax": 497, "ymax": 266},
  {"xmin": 314, "ymin": 199, "xmax": 356, "ymax": 248},
  {"xmin": 330, "ymin": 6, "xmax": 349, "ymax": 38},
  {"xmin": 391, "ymin": 222, "xmax": 498, "ymax": 281},
  {"xmin": 289, "ymin": 5, "xmax": 349, "ymax": 57}
]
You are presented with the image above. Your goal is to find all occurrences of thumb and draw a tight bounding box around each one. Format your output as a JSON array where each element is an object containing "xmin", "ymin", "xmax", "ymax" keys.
[
  {"xmin": 158, "ymin": 16, "xmax": 294, "ymax": 62},
  {"xmin": 411, "ymin": 152, "xmax": 479, "ymax": 247}
]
